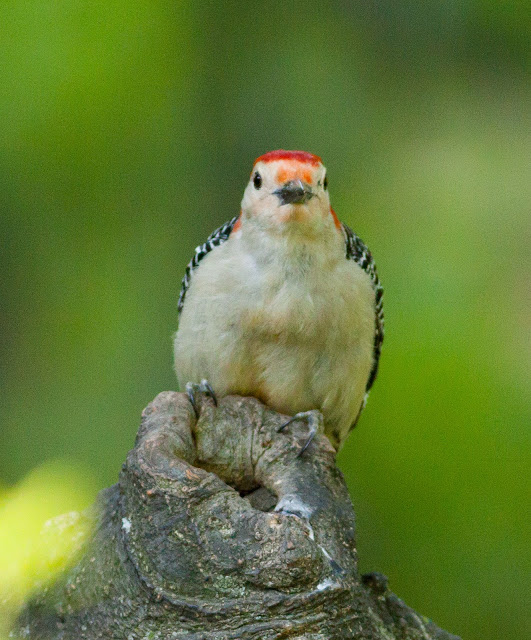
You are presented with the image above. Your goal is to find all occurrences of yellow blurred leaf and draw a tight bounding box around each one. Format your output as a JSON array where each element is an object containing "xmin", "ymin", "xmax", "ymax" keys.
[{"xmin": 0, "ymin": 461, "xmax": 96, "ymax": 637}]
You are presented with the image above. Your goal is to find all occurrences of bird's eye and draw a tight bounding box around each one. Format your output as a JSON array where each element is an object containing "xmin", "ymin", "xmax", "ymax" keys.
[
  {"xmin": 253, "ymin": 172, "xmax": 262, "ymax": 189},
  {"xmin": 323, "ymin": 174, "xmax": 328, "ymax": 190}
]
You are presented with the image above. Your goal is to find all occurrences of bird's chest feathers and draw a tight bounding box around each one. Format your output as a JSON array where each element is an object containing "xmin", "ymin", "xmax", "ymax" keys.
[{"xmin": 238, "ymin": 246, "xmax": 357, "ymax": 343}]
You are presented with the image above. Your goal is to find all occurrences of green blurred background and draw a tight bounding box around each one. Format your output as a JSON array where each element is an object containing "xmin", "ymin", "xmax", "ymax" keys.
[{"xmin": 1, "ymin": 2, "xmax": 529, "ymax": 638}]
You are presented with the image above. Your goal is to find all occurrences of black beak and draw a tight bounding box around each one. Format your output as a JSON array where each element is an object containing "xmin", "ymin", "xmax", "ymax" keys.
[{"xmin": 274, "ymin": 180, "xmax": 313, "ymax": 205}]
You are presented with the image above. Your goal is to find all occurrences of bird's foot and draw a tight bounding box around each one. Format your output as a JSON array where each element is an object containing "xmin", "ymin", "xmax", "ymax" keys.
[
  {"xmin": 277, "ymin": 410, "xmax": 324, "ymax": 457},
  {"xmin": 185, "ymin": 379, "xmax": 217, "ymax": 418}
]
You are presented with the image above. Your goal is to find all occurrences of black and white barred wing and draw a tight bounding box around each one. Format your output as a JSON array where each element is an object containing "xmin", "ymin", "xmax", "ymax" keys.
[
  {"xmin": 178, "ymin": 216, "xmax": 239, "ymax": 314},
  {"xmin": 342, "ymin": 223, "xmax": 384, "ymax": 393}
]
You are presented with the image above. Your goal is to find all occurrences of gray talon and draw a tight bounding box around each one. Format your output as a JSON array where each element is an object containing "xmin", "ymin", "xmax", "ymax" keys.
[
  {"xmin": 200, "ymin": 379, "xmax": 218, "ymax": 406},
  {"xmin": 185, "ymin": 382, "xmax": 200, "ymax": 417},
  {"xmin": 185, "ymin": 380, "xmax": 217, "ymax": 417},
  {"xmin": 277, "ymin": 418, "xmax": 293, "ymax": 433},
  {"xmin": 277, "ymin": 410, "xmax": 323, "ymax": 457}
]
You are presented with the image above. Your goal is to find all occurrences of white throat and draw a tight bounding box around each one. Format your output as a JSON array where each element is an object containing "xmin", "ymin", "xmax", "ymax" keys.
[{"xmin": 237, "ymin": 209, "xmax": 344, "ymax": 276}]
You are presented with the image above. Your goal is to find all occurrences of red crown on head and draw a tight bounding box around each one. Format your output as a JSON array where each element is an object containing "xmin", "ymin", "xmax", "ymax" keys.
[{"xmin": 254, "ymin": 150, "xmax": 322, "ymax": 167}]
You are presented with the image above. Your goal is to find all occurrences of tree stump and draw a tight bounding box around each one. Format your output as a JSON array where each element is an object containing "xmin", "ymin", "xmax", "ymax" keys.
[{"xmin": 14, "ymin": 392, "xmax": 460, "ymax": 639}]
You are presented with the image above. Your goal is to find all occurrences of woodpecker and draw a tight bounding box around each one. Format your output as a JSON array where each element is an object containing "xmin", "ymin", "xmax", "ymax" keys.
[{"xmin": 174, "ymin": 150, "xmax": 383, "ymax": 451}]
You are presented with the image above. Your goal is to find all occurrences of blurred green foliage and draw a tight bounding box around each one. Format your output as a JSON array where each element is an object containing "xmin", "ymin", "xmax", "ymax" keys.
[
  {"xmin": 0, "ymin": 2, "xmax": 529, "ymax": 639},
  {"xmin": 0, "ymin": 462, "xmax": 96, "ymax": 637}
]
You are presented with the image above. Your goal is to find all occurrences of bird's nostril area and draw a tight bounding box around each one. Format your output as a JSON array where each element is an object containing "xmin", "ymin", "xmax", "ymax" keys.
[
  {"xmin": 285, "ymin": 182, "xmax": 305, "ymax": 198},
  {"xmin": 275, "ymin": 180, "xmax": 312, "ymax": 205}
]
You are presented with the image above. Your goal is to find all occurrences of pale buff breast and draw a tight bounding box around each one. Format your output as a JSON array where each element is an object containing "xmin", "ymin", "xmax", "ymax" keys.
[{"xmin": 174, "ymin": 229, "xmax": 376, "ymax": 449}]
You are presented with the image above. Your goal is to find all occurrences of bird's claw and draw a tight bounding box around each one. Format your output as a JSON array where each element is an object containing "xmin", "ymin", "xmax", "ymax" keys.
[
  {"xmin": 277, "ymin": 410, "xmax": 323, "ymax": 457},
  {"xmin": 185, "ymin": 379, "xmax": 217, "ymax": 418}
]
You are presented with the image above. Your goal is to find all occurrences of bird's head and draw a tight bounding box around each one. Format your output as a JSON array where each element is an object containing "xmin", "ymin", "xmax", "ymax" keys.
[{"xmin": 240, "ymin": 150, "xmax": 339, "ymax": 235}]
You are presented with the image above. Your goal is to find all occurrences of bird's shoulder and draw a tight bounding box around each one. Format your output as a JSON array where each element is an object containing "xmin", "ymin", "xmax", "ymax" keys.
[
  {"xmin": 341, "ymin": 223, "xmax": 378, "ymax": 284},
  {"xmin": 178, "ymin": 215, "xmax": 240, "ymax": 313},
  {"xmin": 340, "ymin": 222, "xmax": 384, "ymax": 393}
]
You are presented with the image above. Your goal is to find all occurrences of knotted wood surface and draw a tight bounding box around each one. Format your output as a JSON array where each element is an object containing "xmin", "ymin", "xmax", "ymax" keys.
[{"xmin": 15, "ymin": 392, "xmax": 460, "ymax": 639}]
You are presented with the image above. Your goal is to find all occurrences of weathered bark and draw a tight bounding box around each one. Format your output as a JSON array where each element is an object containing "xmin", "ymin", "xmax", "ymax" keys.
[{"xmin": 14, "ymin": 392, "xmax": 460, "ymax": 639}]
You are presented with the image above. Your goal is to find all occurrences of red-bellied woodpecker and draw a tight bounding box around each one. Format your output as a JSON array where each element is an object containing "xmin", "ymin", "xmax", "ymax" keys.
[{"xmin": 174, "ymin": 150, "xmax": 383, "ymax": 452}]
